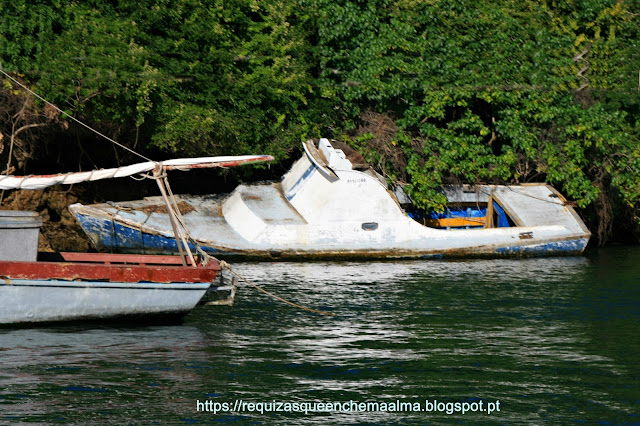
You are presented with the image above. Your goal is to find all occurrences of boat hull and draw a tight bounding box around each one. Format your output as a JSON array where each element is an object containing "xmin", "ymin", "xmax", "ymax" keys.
[
  {"xmin": 73, "ymin": 212, "xmax": 589, "ymax": 259},
  {"xmin": 69, "ymin": 139, "xmax": 592, "ymax": 260},
  {"xmin": 0, "ymin": 280, "xmax": 210, "ymax": 324},
  {"xmin": 0, "ymin": 253, "xmax": 219, "ymax": 325}
]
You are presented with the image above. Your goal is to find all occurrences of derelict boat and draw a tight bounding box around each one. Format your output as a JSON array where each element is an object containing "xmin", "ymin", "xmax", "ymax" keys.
[{"xmin": 70, "ymin": 139, "xmax": 591, "ymax": 259}]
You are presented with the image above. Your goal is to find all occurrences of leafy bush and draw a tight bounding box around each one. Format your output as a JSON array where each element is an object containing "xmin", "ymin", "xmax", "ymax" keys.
[{"xmin": 1, "ymin": 0, "xmax": 639, "ymax": 243}]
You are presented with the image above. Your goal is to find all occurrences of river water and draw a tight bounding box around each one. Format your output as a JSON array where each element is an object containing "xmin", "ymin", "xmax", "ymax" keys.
[{"xmin": 0, "ymin": 248, "xmax": 638, "ymax": 424}]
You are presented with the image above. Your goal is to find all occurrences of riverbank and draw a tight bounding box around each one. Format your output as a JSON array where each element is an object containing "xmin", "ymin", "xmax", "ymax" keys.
[{"xmin": 0, "ymin": 188, "xmax": 90, "ymax": 252}]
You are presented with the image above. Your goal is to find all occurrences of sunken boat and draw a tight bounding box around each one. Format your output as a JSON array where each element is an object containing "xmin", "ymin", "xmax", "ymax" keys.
[{"xmin": 70, "ymin": 139, "xmax": 591, "ymax": 259}]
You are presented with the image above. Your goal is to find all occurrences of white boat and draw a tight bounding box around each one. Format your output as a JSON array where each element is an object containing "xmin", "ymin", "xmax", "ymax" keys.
[
  {"xmin": 0, "ymin": 252, "xmax": 218, "ymax": 325},
  {"xmin": 70, "ymin": 139, "xmax": 591, "ymax": 259},
  {"xmin": 0, "ymin": 155, "xmax": 272, "ymax": 324}
]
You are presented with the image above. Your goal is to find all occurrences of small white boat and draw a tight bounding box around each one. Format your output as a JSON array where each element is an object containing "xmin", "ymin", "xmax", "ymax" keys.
[
  {"xmin": 0, "ymin": 155, "xmax": 271, "ymax": 325},
  {"xmin": 0, "ymin": 252, "xmax": 219, "ymax": 325},
  {"xmin": 69, "ymin": 139, "xmax": 591, "ymax": 259},
  {"xmin": 0, "ymin": 73, "xmax": 274, "ymax": 325}
]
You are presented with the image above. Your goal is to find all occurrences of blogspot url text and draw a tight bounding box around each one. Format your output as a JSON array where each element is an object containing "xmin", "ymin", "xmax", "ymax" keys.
[{"xmin": 196, "ymin": 399, "xmax": 501, "ymax": 415}]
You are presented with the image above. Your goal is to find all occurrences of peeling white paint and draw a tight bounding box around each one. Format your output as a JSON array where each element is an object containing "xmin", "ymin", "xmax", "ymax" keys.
[{"xmin": 69, "ymin": 139, "xmax": 591, "ymax": 258}]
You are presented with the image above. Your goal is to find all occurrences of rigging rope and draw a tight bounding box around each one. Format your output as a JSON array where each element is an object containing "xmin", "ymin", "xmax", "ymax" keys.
[
  {"xmin": 151, "ymin": 165, "xmax": 196, "ymax": 266},
  {"xmin": 0, "ymin": 69, "xmax": 330, "ymax": 316},
  {"xmin": 218, "ymin": 260, "xmax": 335, "ymax": 316}
]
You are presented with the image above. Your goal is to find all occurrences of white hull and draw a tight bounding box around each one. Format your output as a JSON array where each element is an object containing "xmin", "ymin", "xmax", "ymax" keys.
[
  {"xmin": 0, "ymin": 279, "xmax": 209, "ymax": 324},
  {"xmin": 70, "ymin": 139, "xmax": 591, "ymax": 259}
]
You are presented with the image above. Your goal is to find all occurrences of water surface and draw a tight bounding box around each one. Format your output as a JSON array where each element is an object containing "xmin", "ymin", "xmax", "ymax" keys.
[{"xmin": 0, "ymin": 248, "xmax": 638, "ymax": 424}]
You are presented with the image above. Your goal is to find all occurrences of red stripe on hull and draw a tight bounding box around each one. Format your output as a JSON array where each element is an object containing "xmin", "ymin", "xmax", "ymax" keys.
[{"xmin": 0, "ymin": 253, "xmax": 219, "ymax": 283}]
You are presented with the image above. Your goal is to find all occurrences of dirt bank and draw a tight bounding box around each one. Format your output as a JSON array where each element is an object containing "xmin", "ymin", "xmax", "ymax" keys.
[{"xmin": 1, "ymin": 187, "xmax": 92, "ymax": 252}]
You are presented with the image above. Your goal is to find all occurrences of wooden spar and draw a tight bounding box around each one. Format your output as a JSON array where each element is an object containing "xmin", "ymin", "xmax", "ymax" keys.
[
  {"xmin": 162, "ymin": 156, "xmax": 274, "ymax": 170},
  {"xmin": 156, "ymin": 179, "xmax": 187, "ymax": 266},
  {"xmin": 163, "ymin": 175, "xmax": 196, "ymax": 254},
  {"xmin": 424, "ymin": 217, "xmax": 486, "ymax": 228},
  {"xmin": 153, "ymin": 166, "xmax": 195, "ymax": 267},
  {"xmin": 486, "ymin": 191, "xmax": 494, "ymax": 229}
]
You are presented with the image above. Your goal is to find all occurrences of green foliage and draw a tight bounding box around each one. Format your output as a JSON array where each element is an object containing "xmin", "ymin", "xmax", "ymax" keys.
[
  {"xmin": 0, "ymin": 0, "xmax": 329, "ymax": 159},
  {"xmin": 306, "ymin": 0, "xmax": 640, "ymax": 242},
  {"xmin": 126, "ymin": 0, "xmax": 324, "ymax": 158},
  {"xmin": 0, "ymin": 0, "xmax": 639, "ymax": 242}
]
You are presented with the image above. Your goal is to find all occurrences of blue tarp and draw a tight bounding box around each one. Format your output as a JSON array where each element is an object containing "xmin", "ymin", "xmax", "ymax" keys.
[
  {"xmin": 412, "ymin": 202, "xmax": 511, "ymax": 228},
  {"xmin": 492, "ymin": 201, "xmax": 510, "ymax": 228}
]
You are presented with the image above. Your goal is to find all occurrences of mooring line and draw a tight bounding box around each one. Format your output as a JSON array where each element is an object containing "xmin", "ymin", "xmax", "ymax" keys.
[{"xmin": 218, "ymin": 260, "xmax": 335, "ymax": 316}]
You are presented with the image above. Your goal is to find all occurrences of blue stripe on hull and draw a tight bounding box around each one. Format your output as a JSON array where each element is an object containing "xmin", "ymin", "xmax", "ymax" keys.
[
  {"xmin": 74, "ymin": 214, "xmax": 225, "ymax": 255},
  {"xmin": 493, "ymin": 238, "xmax": 589, "ymax": 257}
]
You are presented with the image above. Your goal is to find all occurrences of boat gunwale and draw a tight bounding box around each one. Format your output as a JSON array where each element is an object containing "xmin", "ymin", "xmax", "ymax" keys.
[{"xmin": 0, "ymin": 253, "xmax": 219, "ymax": 283}]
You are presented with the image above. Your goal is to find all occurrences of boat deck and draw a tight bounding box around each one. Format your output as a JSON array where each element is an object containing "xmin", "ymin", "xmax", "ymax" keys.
[
  {"xmin": 237, "ymin": 183, "xmax": 307, "ymax": 224},
  {"xmin": 492, "ymin": 185, "xmax": 587, "ymax": 234},
  {"xmin": 80, "ymin": 183, "xmax": 308, "ymax": 250}
]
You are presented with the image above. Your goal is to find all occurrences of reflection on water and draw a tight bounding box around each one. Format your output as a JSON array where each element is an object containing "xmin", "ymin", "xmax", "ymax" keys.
[
  {"xmin": 0, "ymin": 326, "xmax": 208, "ymax": 369},
  {"xmin": 234, "ymin": 256, "xmax": 590, "ymax": 286},
  {"xmin": 0, "ymin": 250, "xmax": 638, "ymax": 424}
]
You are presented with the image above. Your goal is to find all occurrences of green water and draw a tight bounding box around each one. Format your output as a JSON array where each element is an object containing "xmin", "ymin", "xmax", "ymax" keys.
[{"xmin": 0, "ymin": 248, "xmax": 638, "ymax": 424}]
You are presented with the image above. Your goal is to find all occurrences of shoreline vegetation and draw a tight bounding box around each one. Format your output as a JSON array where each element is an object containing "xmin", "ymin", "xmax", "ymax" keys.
[{"xmin": 1, "ymin": 0, "xmax": 639, "ymax": 248}]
